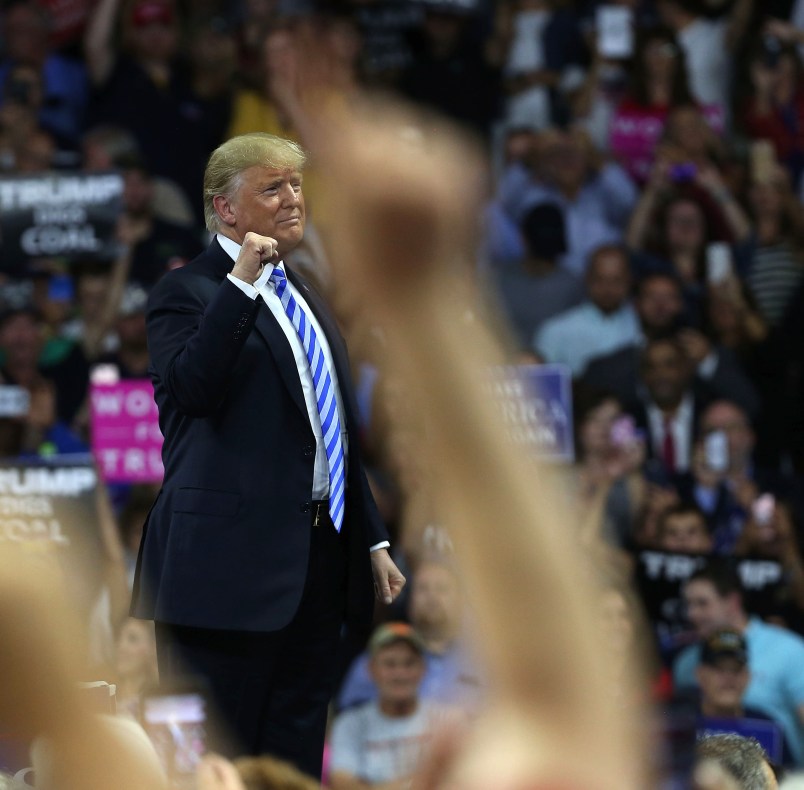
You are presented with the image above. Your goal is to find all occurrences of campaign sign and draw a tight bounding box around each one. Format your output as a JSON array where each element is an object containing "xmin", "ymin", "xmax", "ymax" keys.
[
  {"xmin": 0, "ymin": 456, "xmax": 103, "ymax": 776},
  {"xmin": 90, "ymin": 380, "xmax": 164, "ymax": 483},
  {"xmin": 0, "ymin": 456, "xmax": 102, "ymax": 604},
  {"xmin": 489, "ymin": 364, "xmax": 574, "ymax": 462},
  {"xmin": 698, "ymin": 717, "xmax": 784, "ymax": 764},
  {"xmin": 0, "ymin": 171, "xmax": 124, "ymax": 272}
]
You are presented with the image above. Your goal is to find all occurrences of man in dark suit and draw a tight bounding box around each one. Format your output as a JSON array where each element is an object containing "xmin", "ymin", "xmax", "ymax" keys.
[
  {"xmin": 625, "ymin": 333, "xmax": 711, "ymax": 482},
  {"xmin": 582, "ymin": 273, "xmax": 759, "ymax": 419},
  {"xmin": 130, "ymin": 132, "xmax": 405, "ymax": 778}
]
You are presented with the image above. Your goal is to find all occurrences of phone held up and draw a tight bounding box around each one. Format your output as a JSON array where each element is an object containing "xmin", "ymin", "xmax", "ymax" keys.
[
  {"xmin": 141, "ymin": 679, "xmax": 211, "ymax": 789},
  {"xmin": 703, "ymin": 430, "xmax": 729, "ymax": 474}
]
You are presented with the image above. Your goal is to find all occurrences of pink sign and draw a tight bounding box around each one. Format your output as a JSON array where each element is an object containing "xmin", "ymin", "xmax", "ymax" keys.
[{"xmin": 90, "ymin": 380, "xmax": 164, "ymax": 483}]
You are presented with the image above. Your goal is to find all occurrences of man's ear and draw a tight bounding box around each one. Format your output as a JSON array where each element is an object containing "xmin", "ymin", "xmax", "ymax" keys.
[{"xmin": 213, "ymin": 194, "xmax": 236, "ymax": 227}]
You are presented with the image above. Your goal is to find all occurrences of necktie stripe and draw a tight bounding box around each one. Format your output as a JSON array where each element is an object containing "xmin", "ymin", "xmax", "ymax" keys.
[
  {"xmin": 269, "ymin": 266, "xmax": 345, "ymax": 532},
  {"xmin": 330, "ymin": 491, "xmax": 346, "ymax": 525},
  {"xmin": 325, "ymin": 428, "xmax": 340, "ymax": 457},
  {"xmin": 310, "ymin": 343, "xmax": 321, "ymax": 371},
  {"xmin": 330, "ymin": 463, "xmax": 345, "ymax": 495},
  {"xmin": 297, "ymin": 309, "xmax": 308, "ymax": 339},
  {"xmin": 312, "ymin": 352, "xmax": 324, "ymax": 383},
  {"xmin": 320, "ymin": 390, "xmax": 336, "ymax": 426},
  {"xmin": 330, "ymin": 451, "xmax": 345, "ymax": 483},
  {"xmin": 323, "ymin": 420, "xmax": 338, "ymax": 451}
]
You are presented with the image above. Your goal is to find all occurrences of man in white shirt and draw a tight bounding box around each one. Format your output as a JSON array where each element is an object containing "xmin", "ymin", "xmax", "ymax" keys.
[{"xmin": 330, "ymin": 622, "xmax": 451, "ymax": 788}]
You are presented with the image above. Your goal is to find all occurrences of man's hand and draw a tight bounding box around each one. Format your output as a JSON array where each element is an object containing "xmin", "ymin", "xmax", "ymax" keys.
[
  {"xmin": 230, "ymin": 232, "xmax": 279, "ymax": 285},
  {"xmin": 691, "ymin": 441, "xmax": 723, "ymax": 489},
  {"xmin": 315, "ymin": 102, "xmax": 482, "ymax": 318},
  {"xmin": 370, "ymin": 548, "xmax": 406, "ymax": 605}
]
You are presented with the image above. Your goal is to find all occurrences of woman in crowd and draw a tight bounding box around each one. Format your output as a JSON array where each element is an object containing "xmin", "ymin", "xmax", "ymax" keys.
[
  {"xmin": 628, "ymin": 184, "xmax": 714, "ymax": 316},
  {"xmin": 571, "ymin": 387, "xmax": 646, "ymax": 555},
  {"xmin": 627, "ymin": 148, "xmax": 751, "ymax": 316},
  {"xmin": 740, "ymin": 40, "xmax": 804, "ymax": 187},
  {"xmin": 608, "ymin": 26, "xmax": 701, "ymax": 183},
  {"xmin": 111, "ymin": 617, "xmax": 158, "ymax": 721},
  {"xmin": 737, "ymin": 167, "xmax": 804, "ymax": 328}
]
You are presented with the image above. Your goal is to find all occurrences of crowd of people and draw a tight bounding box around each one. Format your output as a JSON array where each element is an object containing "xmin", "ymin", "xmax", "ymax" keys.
[{"xmin": 1, "ymin": 0, "xmax": 804, "ymax": 787}]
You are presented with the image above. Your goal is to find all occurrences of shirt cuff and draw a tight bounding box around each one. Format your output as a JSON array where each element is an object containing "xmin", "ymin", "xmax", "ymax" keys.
[
  {"xmin": 697, "ymin": 351, "xmax": 719, "ymax": 380},
  {"xmin": 226, "ymin": 273, "xmax": 259, "ymax": 300},
  {"xmin": 370, "ymin": 541, "xmax": 390, "ymax": 552}
]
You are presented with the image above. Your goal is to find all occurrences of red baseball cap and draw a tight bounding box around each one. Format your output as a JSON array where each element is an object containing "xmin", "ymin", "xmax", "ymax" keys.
[{"xmin": 131, "ymin": 1, "xmax": 175, "ymax": 27}]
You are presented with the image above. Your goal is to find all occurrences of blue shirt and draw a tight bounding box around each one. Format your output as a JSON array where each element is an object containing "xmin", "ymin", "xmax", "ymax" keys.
[
  {"xmin": 497, "ymin": 162, "xmax": 638, "ymax": 275},
  {"xmin": 534, "ymin": 301, "xmax": 640, "ymax": 377}
]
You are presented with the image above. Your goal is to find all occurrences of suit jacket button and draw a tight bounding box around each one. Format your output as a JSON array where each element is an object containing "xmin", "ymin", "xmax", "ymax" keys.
[
  {"xmin": 303, "ymin": 445, "xmax": 313, "ymax": 457},
  {"xmin": 300, "ymin": 502, "xmax": 310, "ymax": 513}
]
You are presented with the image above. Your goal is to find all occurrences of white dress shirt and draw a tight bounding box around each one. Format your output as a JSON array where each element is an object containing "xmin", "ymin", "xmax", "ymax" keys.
[
  {"xmin": 218, "ymin": 235, "xmax": 388, "ymax": 550},
  {"xmin": 646, "ymin": 394, "xmax": 694, "ymax": 473}
]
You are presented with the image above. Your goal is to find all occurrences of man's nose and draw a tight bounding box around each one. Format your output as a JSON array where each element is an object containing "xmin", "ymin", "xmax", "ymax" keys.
[{"xmin": 281, "ymin": 184, "xmax": 300, "ymax": 204}]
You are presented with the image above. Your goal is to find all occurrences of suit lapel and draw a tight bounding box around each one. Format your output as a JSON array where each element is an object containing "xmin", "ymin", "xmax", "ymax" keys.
[
  {"xmin": 204, "ymin": 239, "xmax": 310, "ymax": 420},
  {"xmin": 252, "ymin": 304, "xmax": 309, "ymax": 420}
]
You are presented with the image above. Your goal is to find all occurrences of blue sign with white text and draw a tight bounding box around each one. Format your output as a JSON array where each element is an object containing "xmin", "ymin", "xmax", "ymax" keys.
[
  {"xmin": 698, "ymin": 716, "xmax": 784, "ymax": 764},
  {"xmin": 491, "ymin": 364, "xmax": 574, "ymax": 462}
]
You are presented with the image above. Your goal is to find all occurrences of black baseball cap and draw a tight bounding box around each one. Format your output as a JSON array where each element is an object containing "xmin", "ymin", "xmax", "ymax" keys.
[{"xmin": 700, "ymin": 629, "xmax": 748, "ymax": 667}]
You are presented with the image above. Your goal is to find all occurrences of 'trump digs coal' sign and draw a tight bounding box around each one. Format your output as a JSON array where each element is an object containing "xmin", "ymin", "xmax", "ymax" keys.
[
  {"xmin": 0, "ymin": 457, "xmax": 103, "ymax": 606},
  {"xmin": 0, "ymin": 171, "xmax": 124, "ymax": 272},
  {"xmin": 90, "ymin": 380, "xmax": 164, "ymax": 484}
]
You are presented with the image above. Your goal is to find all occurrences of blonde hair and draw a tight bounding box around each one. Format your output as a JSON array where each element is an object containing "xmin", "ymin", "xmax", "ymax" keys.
[{"xmin": 203, "ymin": 133, "xmax": 307, "ymax": 232}]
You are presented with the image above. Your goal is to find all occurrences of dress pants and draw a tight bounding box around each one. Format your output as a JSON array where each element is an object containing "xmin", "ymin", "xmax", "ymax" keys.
[{"xmin": 155, "ymin": 504, "xmax": 349, "ymax": 780}]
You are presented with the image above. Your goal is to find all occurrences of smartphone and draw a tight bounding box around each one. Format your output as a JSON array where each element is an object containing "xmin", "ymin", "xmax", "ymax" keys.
[
  {"xmin": 669, "ymin": 162, "xmax": 697, "ymax": 183},
  {"xmin": 704, "ymin": 430, "xmax": 729, "ymax": 473},
  {"xmin": 142, "ymin": 683, "xmax": 209, "ymax": 788},
  {"xmin": 596, "ymin": 6, "xmax": 634, "ymax": 58},
  {"xmin": 751, "ymin": 140, "xmax": 777, "ymax": 184},
  {"xmin": 752, "ymin": 493, "xmax": 776, "ymax": 526},
  {"xmin": 762, "ymin": 34, "xmax": 782, "ymax": 69},
  {"xmin": 706, "ymin": 242, "xmax": 733, "ymax": 284},
  {"xmin": 610, "ymin": 415, "xmax": 642, "ymax": 448},
  {"xmin": 0, "ymin": 386, "xmax": 30, "ymax": 418}
]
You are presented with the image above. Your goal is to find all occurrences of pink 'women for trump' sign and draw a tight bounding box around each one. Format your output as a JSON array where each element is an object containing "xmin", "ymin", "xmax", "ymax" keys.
[{"xmin": 90, "ymin": 380, "xmax": 164, "ymax": 483}]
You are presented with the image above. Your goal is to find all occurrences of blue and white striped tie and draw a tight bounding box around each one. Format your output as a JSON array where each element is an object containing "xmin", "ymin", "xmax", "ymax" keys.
[{"xmin": 269, "ymin": 266, "xmax": 346, "ymax": 532}]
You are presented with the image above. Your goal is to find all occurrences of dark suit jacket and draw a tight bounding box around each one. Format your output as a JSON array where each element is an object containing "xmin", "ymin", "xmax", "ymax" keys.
[
  {"xmin": 582, "ymin": 344, "xmax": 760, "ymax": 420},
  {"xmin": 131, "ymin": 239, "xmax": 388, "ymax": 635},
  {"xmin": 626, "ymin": 392, "xmax": 710, "ymax": 486}
]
